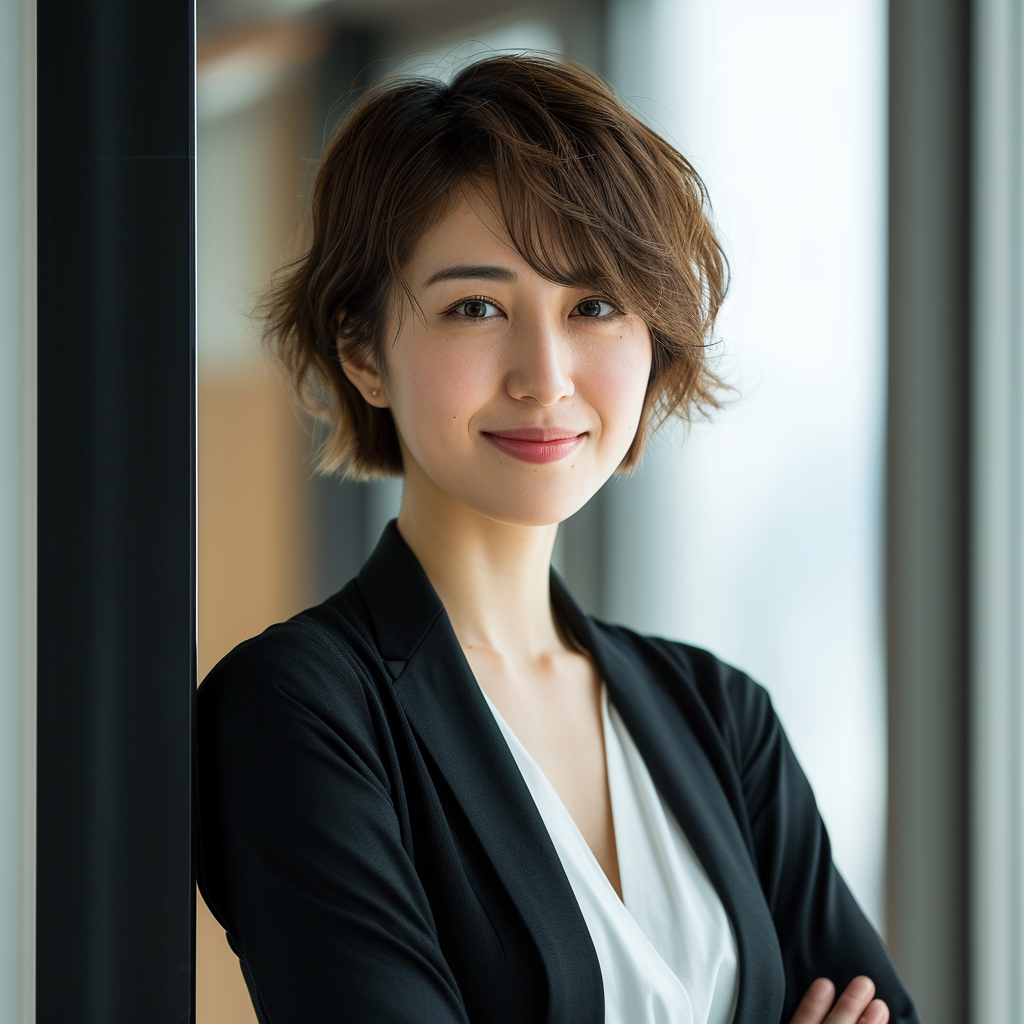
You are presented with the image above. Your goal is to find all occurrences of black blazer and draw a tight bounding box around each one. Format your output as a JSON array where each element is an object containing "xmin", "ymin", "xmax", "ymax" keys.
[{"xmin": 197, "ymin": 521, "xmax": 918, "ymax": 1024}]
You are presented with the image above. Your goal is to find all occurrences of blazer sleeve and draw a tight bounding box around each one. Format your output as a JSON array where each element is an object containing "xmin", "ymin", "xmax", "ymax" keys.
[
  {"xmin": 196, "ymin": 622, "xmax": 470, "ymax": 1024},
  {"xmin": 700, "ymin": 654, "xmax": 919, "ymax": 1024}
]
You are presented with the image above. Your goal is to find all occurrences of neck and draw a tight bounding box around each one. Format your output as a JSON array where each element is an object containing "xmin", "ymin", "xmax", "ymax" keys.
[{"xmin": 395, "ymin": 469, "xmax": 563, "ymax": 661}]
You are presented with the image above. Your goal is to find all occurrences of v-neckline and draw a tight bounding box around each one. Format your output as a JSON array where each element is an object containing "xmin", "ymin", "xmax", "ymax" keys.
[
  {"xmin": 477, "ymin": 682, "xmax": 626, "ymax": 903},
  {"xmin": 479, "ymin": 682, "xmax": 704, "ymax": 1021}
]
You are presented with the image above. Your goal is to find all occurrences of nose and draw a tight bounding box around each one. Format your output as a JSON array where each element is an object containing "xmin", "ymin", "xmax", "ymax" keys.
[{"xmin": 505, "ymin": 314, "xmax": 575, "ymax": 406}]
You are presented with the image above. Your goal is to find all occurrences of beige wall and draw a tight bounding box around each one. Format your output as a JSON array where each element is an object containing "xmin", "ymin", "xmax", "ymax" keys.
[{"xmin": 198, "ymin": 372, "xmax": 307, "ymax": 685}]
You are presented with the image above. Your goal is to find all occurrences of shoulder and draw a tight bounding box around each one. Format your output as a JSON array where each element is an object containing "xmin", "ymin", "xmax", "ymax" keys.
[
  {"xmin": 197, "ymin": 579, "xmax": 393, "ymax": 772},
  {"xmin": 588, "ymin": 618, "xmax": 778, "ymax": 770},
  {"xmin": 195, "ymin": 582, "xmax": 415, "ymax": 940}
]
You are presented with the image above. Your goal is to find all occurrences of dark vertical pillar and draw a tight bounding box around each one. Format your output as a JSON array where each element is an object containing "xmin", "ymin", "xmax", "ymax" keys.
[
  {"xmin": 36, "ymin": 0, "xmax": 195, "ymax": 1019},
  {"xmin": 886, "ymin": 0, "xmax": 971, "ymax": 1020}
]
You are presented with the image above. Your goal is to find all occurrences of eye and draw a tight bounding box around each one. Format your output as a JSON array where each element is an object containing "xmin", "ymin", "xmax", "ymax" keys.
[
  {"xmin": 574, "ymin": 298, "xmax": 618, "ymax": 318},
  {"xmin": 450, "ymin": 298, "xmax": 501, "ymax": 319}
]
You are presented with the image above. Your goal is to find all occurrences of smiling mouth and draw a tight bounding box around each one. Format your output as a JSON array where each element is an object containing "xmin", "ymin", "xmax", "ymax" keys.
[{"xmin": 482, "ymin": 428, "xmax": 588, "ymax": 465}]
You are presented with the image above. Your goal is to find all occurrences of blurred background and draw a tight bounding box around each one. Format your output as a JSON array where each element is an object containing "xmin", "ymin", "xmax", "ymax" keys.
[{"xmin": 194, "ymin": 0, "xmax": 889, "ymax": 1020}]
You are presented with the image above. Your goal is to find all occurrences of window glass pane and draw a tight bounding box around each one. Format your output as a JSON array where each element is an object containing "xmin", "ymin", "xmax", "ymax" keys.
[{"xmin": 606, "ymin": 0, "xmax": 887, "ymax": 929}]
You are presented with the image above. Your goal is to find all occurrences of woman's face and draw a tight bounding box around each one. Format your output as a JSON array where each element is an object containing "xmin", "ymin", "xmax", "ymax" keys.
[{"xmin": 347, "ymin": 189, "xmax": 653, "ymax": 527}]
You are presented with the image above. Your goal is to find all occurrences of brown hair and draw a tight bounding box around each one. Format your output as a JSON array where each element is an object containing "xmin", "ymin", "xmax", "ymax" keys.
[{"xmin": 260, "ymin": 53, "xmax": 728, "ymax": 479}]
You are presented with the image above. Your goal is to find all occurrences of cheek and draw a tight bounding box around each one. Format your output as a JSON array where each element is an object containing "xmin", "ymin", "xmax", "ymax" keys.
[
  {"xmin": 388, "ymin": 339, "xmax": 496, "ymax": 446},
  {"xmin": 584, "ymin": 332, "xmax": 652, "ymax": 438}
]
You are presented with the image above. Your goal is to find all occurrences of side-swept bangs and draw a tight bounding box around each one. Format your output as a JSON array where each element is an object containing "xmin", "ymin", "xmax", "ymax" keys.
[{"xmin": 260, "ymin": 53, "xmax": 729, "ymax": 479}]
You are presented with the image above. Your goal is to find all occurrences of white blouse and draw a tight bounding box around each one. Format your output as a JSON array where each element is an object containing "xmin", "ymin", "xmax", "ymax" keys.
[{"xmin": 480, "ymin": 684, "xmax": 739, "ymax": 1024}]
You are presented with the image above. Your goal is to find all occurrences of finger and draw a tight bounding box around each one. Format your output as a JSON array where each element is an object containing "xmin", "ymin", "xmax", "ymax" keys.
[
  {"xmin": 825, "ymin": 977, "xmax": 876, "ymax": 1023},
  {"xmin": 858, "ymin": 999, "xmax": 889, "ymax": 1024},
  {"xmin": 789, "ymin": 978, "xmax": 836, "ymax": 1024}
]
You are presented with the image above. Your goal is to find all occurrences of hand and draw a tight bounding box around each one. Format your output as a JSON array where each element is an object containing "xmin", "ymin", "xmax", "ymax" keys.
[{"xmin": 789, "ymin": 977, "xmax": 889, "ymax": 1024}]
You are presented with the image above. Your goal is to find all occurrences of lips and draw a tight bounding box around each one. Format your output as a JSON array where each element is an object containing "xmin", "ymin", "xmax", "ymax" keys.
[{"xmin": 482, "ymin": 427, "xmax": 588, "ymax": 464}]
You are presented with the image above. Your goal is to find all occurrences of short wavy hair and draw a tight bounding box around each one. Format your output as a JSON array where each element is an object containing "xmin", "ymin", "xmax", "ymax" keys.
[{"xmin": 260, "ymin": 54, "xmax": 728, "ymax": 479}]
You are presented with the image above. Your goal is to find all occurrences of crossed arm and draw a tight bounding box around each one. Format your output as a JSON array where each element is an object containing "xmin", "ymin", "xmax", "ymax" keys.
[{"xmin": 666, "ymin": 639, "xmax": 916, "ymax": 1024}]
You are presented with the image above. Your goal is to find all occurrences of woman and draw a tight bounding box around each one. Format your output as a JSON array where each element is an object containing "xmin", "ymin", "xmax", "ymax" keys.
[{"xmin": 196, "ymin": 55, "xmax": 918, "ymax": 1024}]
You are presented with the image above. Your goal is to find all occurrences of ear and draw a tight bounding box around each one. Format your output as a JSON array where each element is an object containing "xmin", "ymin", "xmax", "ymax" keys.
[
  {"xmin": 341, "ymin": 354, "xmax": 390, "ymax": 409},
  {"xmin": 336, "ymin": 314, "xmax": 390, "ymax": 408}
]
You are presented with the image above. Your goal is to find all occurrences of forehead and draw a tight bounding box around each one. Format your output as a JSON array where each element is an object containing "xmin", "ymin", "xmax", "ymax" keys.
[
  {"xmin": 406, "ymin": 191, "xmax": 523, "ymax": 281},
  {"xmin": 405, "ymin": 183, "xmax": 607, "ymax": 299}
]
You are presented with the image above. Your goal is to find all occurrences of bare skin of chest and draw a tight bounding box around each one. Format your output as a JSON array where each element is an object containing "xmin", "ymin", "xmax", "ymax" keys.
[{"xmin": 463, "ymin": 644, "xmax": 623, "ymax": 901}]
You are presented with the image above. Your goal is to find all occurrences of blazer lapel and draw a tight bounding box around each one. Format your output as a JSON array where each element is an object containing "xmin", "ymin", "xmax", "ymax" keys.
[
  {"xmin": 551, "ymin": 573, "xmax": 786, "ymax": 1024},
  {"xmin": 357, "ymin": 523, "xmax": 604, "ymax": 1024}
]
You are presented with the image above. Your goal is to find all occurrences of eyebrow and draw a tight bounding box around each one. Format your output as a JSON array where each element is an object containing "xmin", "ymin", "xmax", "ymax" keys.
[{"xmin": 422, "ymin": 264, "xmax": 518, "ymax": 288}]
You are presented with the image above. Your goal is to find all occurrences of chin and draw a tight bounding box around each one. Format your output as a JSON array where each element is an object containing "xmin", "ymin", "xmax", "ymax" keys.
[{"xmin": 460, "ymin": 476, "xmax": 604, "ymax": 528}]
